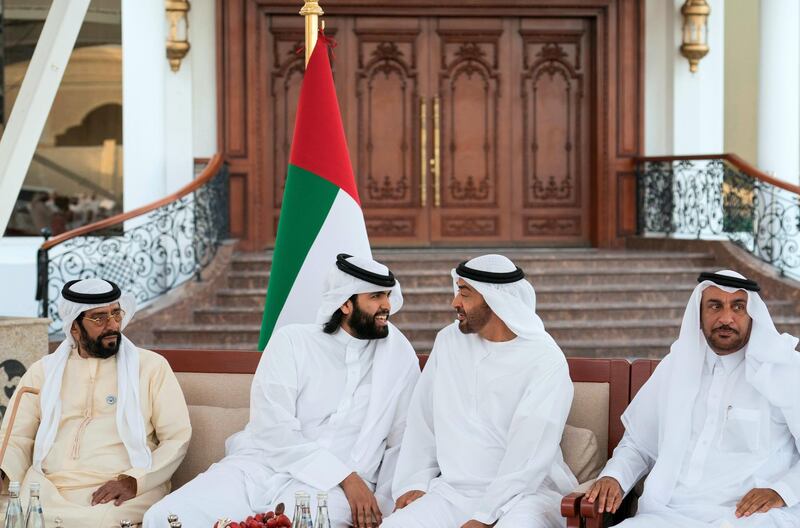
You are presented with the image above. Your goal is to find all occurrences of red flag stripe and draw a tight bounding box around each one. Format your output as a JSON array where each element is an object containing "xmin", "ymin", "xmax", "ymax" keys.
[{"xmin": 288, "ymin": 36, "xmax": 361, "ymax": 206}]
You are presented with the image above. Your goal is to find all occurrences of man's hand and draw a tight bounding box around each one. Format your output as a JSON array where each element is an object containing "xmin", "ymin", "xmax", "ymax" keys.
[
  {"xmin": 394, "ymin": 490, "xmax": 425, "ymax": 511},
  {"xmin": 460, "ymin": 521, "xmax": 491, "ymax": 528},
  {"xmin": 340, "ymin": 472, "xmax": 382, "ymax": 528},
  {"xmin": 91, "ymin": 475, "xmax": 136, "ymax": 506},
  {"xmin": 585, "ymin": 476, "xmax": 624, "ymax": 514},
  {"xmin": 735, "ymin": 488, "xmax": 785, "ymax": 518}
]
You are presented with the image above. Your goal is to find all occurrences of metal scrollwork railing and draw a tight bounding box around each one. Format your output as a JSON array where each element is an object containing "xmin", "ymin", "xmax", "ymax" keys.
[
  {"xmin": 637, "ymin": 154, "xmax": 800, "ymax": 280},
  {"xmin": 36, "ymin": 154, "xmax": 229, "ymax": 334}
]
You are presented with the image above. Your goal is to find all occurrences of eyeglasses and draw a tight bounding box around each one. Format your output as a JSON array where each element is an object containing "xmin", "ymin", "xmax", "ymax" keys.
[{"xmin": 82, "ymin": 309, "xmax": 125, "ymax": 327}]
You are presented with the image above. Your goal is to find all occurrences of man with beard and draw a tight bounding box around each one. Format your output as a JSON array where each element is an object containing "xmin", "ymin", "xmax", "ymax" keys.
[
  {"xmin": 587, "ymin": 271, "xmax": 800, "ymax": 527},
  {"xmin": 144, "ymin": 254, "xmax": 420, "ymax": 527},
  {"xmin": 0, "ymin": 278, "xmax": 191, "ymax": 526},
  {"xmin": 382, "ymin": 254, "xmax": 577, "ymax": 528}
]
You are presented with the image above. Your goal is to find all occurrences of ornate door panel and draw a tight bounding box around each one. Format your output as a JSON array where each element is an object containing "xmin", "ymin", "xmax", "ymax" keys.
[
  {"xmin": 348, "ymin": 18, "xmax": 430, "ymax": 244},
  {"xmin": 512, "ymin": 19, "xmax": 592, "ymax": 244},
  {"xmin": 429, "ymin": 18, "xmax": 511, "ymax": 243}
]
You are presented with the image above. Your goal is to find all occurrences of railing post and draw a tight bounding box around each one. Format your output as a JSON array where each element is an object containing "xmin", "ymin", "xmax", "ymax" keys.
[{"xmin": 35, "ymin": 228, "xmax": 52, "ymax": 319}]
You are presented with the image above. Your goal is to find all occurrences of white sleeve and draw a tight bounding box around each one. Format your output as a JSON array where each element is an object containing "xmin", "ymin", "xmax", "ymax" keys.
[
  {"xmin": 771, "ymin": 405, "xmax": 800, "ymax": 508},
  {"xmin": 245, "ymin": 329, "xmax": 352, "ymax": 490},
  {"xmin": 391, "ymin": 347, "xmax": 440, "ymax": 499},
  {"xmin": 374, "ymin": 363, "xmax": 421, "ymax": 513},
  {"xmin": 598, "ymin": 430, "xmax": 655, "ymax": 495},
  {"xmin": 471, "ymin": 361, "xmax": 574, "ymax": 525}
]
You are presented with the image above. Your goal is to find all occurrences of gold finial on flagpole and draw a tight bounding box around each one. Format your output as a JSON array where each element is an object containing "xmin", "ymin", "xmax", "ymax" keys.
[{"xmin": 300, "ymin": 1, "xmax": 324, "ymax": 67}]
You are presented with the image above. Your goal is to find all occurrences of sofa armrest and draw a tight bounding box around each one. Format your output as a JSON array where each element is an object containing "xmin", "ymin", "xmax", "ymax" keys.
[
  {"xmin": 580, "ymin": 494, "xmax": 608, "ymax": 528},
  {"xmin": 560, "ymin": 492, "xmax": 584, "ymax": 527}
]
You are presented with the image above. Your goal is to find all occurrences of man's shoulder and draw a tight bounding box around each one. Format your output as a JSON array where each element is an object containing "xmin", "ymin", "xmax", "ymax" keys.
[
  {"xmin": 274, "ymin": 322, "xmax": 323, "ymax": 338},
  {"xmin": 434, "ymin": 321, "xmax": 461, "ymax": 341},
  {"xmin": 135, "ymin": 347, "xmax": 172, "ymax": 372}
]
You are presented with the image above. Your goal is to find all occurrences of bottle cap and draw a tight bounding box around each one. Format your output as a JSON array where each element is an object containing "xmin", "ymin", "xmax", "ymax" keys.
[
  {"xmin": 317, "ymin": 492, "xmax": 328, "ymax": 500},
  {"xmin": 30, "ymin": 482, "xmax": 41, "ymax": 492},
  {"xmin": 8, "ymin": 481, "xmax": 20, "ymax": 493}
]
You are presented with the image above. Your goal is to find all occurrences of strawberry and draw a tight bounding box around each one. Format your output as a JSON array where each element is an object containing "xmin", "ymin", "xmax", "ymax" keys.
[
  {"xmin": 276, "ymin": 515, "xmax": 292, "ymax": 528},
  {"xmin": 265, "ymin": 511, "xmax": 275, "ymax": 520},
  {"xmin": 266, "ymin": 519, "xmax": 278, "ymax": 528}
]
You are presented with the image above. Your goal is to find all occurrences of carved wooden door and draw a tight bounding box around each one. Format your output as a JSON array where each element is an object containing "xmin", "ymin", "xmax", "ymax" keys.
[
  {"xmin": 262, "ymin": 15, "xmax": 592, "ymax": 246},
  {"xmin": 343, "ymin": 17, "xmax": 432, "ymax": 244},
  {"xmin": 511, "ymin": 18, "xmax": 592, "ymax": 245}
]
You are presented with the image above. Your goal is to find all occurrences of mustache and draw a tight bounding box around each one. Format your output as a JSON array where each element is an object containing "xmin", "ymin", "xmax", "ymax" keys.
[{"xmin": 713, "ymin": 324, "xmax": 739, "ymax": 335}]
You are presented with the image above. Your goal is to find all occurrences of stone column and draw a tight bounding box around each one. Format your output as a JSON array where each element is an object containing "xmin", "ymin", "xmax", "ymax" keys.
[{"xmin": 757, "ymin": 0, "xmax": 800, "ymax": 184}]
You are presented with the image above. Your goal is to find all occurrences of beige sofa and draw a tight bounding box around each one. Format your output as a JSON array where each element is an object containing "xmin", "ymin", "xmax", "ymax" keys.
[{"xmin": 158, "ymin": 350, "xmax": 630, "ymax": 519}]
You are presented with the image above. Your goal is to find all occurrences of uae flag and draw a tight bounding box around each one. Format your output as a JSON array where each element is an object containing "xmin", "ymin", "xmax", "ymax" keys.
[{"xmin": 258, "ymin": 35, "xmax": 371, "ymax": 350}]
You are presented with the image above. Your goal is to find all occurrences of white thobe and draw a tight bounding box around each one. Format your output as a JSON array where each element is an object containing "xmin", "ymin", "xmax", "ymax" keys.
[
  {"xmin": 602, "ymin": 346, "xmax": 800, "ymax": 527},
  {"xmin": 144, "ymin": 324, "xmax": 419, "ymax": 527},
  {"xmin": 384, "ymin": 323, "xmax": 577, "ymax": 528}
]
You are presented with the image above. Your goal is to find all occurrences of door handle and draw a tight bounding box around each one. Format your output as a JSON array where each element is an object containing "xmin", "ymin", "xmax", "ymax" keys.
[
  {"xmin": 431, "ymin": 95, "xmax": 441, "ymax": 207},
  {"xmin": 420, "ymin": 98, "xmax": 427, "ymax": 207}
]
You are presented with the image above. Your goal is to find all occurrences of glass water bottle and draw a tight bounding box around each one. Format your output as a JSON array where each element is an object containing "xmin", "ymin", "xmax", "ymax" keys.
[
  {"xmin": 291, "ymin": 491, "xmax": 305, "ymax": 528},
  {"xmin": 314, "ymin": 492, "xmax": 331, "ymax": 528},
  {"xmin": 24, "ymin": 482, "xmax": 44, "ymax": 528},
  {"xmin": 4, "ymin": 482, "xmax": 24, "ymax": 528}
]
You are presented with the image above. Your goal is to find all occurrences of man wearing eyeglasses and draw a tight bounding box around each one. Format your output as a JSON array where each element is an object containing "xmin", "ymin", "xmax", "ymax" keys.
[{"xmin": 0, "ymin": 278, "xmax": 191, "ymax": 527}]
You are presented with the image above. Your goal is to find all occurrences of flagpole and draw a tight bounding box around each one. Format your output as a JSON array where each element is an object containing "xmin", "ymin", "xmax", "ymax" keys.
[{"xmin": 300, "ymin": 0, "xmax": 324, "ymax": 67}]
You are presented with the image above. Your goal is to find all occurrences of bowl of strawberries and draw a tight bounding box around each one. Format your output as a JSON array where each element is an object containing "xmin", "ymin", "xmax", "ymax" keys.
[{"xmin": 213, "ymin": 503, "xmax": 292, "ymax": 528}]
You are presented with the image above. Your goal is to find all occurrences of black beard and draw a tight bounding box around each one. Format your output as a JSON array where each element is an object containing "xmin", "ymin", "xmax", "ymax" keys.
[
  {"xmin": 457, "ymin": 301, "xmax": 492, "ymax": 334},
  {"xmin": 347, "ymin": 301, "xmax": 390, "ymax": 340},
  {"xmin": 78, "ymin": 322, "xmax": 121, "ymax": 359}
]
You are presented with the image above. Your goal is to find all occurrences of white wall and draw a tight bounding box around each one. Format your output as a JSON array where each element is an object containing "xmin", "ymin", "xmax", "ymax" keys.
[
  {"xmin": 644, "ymin": 0, "xmax": 725, "ymax": 155},
  {"xmin": 190, "ymin": 0, "xmax": 218, "ymax": 159},
  {"xmin": 757, "ymin": 0, "xmax": 799, "ymax": 185},
  {"xmin": 0, "ymin": 238, "xmax": 44, "ymax": 317}
]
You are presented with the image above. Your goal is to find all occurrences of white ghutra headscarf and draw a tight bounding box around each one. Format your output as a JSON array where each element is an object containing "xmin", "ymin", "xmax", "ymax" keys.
[
  {"xmin": 34, "ymin": 279, "xmax": 152, "ymax": 471},
  {"xmin": 623, "ymin": 270, "xmax": 800, "ymax": 512},
  {"xmin": 451, "ymin": 253, "xmax": 560, "ymax": 350}
]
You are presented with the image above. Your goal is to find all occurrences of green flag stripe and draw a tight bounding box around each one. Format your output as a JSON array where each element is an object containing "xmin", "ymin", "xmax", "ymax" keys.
[{"xmin": 258, "ymin": 164, "xmax": 340, "ymax": 349}]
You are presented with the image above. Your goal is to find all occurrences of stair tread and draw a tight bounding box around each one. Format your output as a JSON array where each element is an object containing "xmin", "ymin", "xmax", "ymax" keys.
[
  {"xmin": 216, "ymin": 283, "xmax": 700, "ymax": 296},
  {"xmin": 232, "ymin": 250, "xmax": 716, "ymax": 263},
  {"xmin": 228, "ymin": 266, "xmax": 712, "ymax": 278},
  {"xmin": 195, "ymin": 299, "xmax": 795, "ymax": 313}
]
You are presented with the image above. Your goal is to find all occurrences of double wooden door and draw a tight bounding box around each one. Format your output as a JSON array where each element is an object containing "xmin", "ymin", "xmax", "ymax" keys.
[{"xmin": 265, "ymin": 15, "xmax": 593, "ymax": 246}]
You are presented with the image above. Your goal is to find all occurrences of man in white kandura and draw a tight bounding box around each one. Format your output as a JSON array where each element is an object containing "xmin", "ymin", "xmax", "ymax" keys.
[
  {"xmin": 587, "ymin": 270, "xmax": 800, "ymax": 527},
  {"xmin": 144, "ymin": 254, "xmax": 420, "ymax": 528},
  {"xmin": 0, "ymin": 278, "xmax": 192, "ymax": 527},
  {"xmin": 382, "ymin": 254, "xmax": 577, "ymax": 528}
]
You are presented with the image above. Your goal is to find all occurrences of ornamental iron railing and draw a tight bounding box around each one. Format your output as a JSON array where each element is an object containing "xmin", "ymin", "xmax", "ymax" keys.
[
  {"xmin": 637, "ymin": 154, "xmax": 800, "ymax": 281},
  {"xmin": 36, "ymin": 155, "xmax": 228, "ymax": 334}
]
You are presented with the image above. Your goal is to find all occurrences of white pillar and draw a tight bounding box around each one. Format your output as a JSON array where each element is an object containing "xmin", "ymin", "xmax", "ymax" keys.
[
  {"xmin": 757, "ymin": 0, "xmax": 800, "ymax": 184},
  {"xmin": 165, "ymin": 57, "xmax": 195, "ymax": 193},
  {"xmin": 190, "ymin": 0, "xmax": 218, "ymax": 159},
  {"xmin": 644, "ymin": 0, "xmax": 725, "ymax": 155},
  {"xmin": 122, "ymin": 0, "xmax": 166, "ymax": 211}
]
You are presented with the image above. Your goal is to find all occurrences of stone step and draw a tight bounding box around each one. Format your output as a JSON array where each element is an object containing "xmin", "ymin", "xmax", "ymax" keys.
[
  {"xmin": 226, "ymin": 267, "xmax": 711, "ymax": 290},
  {"xmin": 153, "ymin": 317, "xmax": 800, "ymax": 354},
  {"xmin": 401, "ymin": 284, "xmax": 700, "ymax": 305},
  {"xmin": 396, "ymin": 319, "xmax": 800, "ymax": 343},
  {"xmin": 214, "ymin": 283, "xmax": 705, "ymax": 308},
  {"xmin": 230, "ymin": 251, "xmax": 717, "ymax": 273},
  {"xmin": 400, "ymin": 338, "xmax": 672, "ymax": 358},
  {"xmin": 193, "ymin": 301, "xmax": 799, "ymax": 326}
]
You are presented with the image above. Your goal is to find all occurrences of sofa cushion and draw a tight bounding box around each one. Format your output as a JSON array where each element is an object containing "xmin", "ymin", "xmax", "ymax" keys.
[
  {"xmin": 172, "ymin": 405, "xmax": 249, "ymax": 490},
  {"xmin": 175, "ymin": 372, "xmax": 253, "ymax": 408},
  {"xmin": 561, "ymin": 424, "xmax": 603, "ymax": 484}
]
